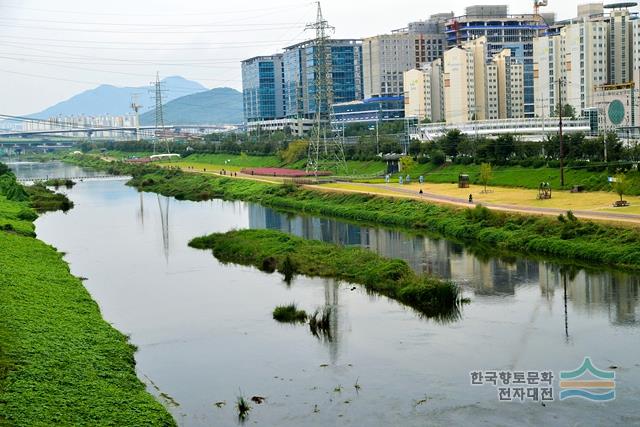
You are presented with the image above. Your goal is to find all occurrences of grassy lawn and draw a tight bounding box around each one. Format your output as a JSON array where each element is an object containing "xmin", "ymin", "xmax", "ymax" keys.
[{"xmin": 322, "ymin": 182, "xmax": 640, "ymax": 214}]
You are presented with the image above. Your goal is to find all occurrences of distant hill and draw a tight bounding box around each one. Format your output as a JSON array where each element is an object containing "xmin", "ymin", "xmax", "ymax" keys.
[
  {"xmin": 29, "ymin": 76, "xmax": 207, "ymax": 119},
  {"xmin": 140, "ymin": 87, "xmax": 243, "ymax": 126}
]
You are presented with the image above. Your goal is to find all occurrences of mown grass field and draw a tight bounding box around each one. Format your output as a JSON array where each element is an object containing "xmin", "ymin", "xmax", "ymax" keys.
[
  {"xmin": 190, "ymin": 229, "xmax": 461, "ymax": 319},
  {"xmin": 0, "ymin": 165, "xmax": 175, "ymax": 426}
]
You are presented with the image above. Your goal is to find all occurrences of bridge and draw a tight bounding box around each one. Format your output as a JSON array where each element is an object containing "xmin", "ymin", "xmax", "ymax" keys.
[
  {"xmin": 0, "ymin": 124, "xmax": 235, "ymax": 139},
  {"xmin": 16, "ymin": 175, "xmax": 132, "ymax": 183},
  {"xmin": 411, "ymin": 117, "xmax": 593, "ymax": 141}
]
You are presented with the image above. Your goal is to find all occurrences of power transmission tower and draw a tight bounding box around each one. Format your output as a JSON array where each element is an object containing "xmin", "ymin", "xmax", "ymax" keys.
[
  {"xmin": 149, "ymin": 72, "xmax": 169, "ymax": 154},
  {"xmin": 130, "ymin": 94, "xmax": 142, "ymax": 142},
  {"xmin": 305, "ymin": 1, "xmax": 347, "ymax": 176}
]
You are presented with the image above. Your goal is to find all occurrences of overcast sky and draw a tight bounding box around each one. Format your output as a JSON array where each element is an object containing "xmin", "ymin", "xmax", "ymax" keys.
[{"xmin": 0, "ymin": 0, "xmax": 632, "ymax": 115}]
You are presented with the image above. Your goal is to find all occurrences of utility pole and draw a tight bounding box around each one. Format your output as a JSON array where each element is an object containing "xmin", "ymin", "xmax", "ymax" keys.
[{"xmin": 558, "ymin": 77, "xmax": 565, "ymax": 187}]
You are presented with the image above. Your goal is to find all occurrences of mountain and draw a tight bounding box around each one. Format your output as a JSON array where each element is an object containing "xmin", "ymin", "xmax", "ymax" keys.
[
  {"xmin": 29, "ymin": 76, "xmax": 207, "ymax": 119},
  {"xmin": 139, "ymin": 87, "xmax": 243, "ymax": 126}
]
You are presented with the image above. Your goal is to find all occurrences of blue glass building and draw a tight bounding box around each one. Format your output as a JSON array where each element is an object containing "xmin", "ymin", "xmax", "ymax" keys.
[
  {"xmin": 241, "ymin": 55, "xmax": 285, "ymax": 123},
  {"xmin": 282, "ymin": 39, "xmax": 363, "ymax": 120}
]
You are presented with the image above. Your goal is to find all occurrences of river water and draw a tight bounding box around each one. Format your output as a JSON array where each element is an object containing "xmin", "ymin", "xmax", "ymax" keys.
[{"xmin": 10, "ymin": 161, "xmax": 640, "ymax": 426}]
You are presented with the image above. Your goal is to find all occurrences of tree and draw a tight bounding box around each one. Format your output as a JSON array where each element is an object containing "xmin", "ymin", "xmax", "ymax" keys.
[
  {"xmin": 479, "ymin": 163, "xmax": 493, "ymax": 193},
  {"xmin": 613, "ymin": 173, "xmax": 629, "ymax": 202},
  {"xmin": 278, "ymin": 140, "xmax": 308, "ymax": 164},
  {"xmin": 554, "ymin": 103, "xmax": 576, "ymax": 119},
  {"xmin": 399, "ymin": 156, "xmax": 415, "ymax": 171}
]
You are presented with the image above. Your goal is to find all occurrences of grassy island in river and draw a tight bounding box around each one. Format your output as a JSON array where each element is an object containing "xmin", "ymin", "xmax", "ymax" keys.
[{"xmin": 190, "ymin": 229, "xmax": 462, "ymax": 319}]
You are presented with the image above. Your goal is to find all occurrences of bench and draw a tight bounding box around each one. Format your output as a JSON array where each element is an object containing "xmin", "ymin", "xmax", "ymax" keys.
[{"xmin": 613, "ymin": 200, "xmax": 630, "ymax": 207}]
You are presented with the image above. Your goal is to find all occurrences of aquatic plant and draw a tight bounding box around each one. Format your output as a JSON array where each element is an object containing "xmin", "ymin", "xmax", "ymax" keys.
[
  {"xmin": 309, "ymin": 307, "xmax": 333, "ymax": 339},
  {"xmin": 236, "ymin": 394, "xmax": 251, "ymax": 421},
  {"xmin": 273, "ymin": 304, "xmax": 308, "ymax": 323}
]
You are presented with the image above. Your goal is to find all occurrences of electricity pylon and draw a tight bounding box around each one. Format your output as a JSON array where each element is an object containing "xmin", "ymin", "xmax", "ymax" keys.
[{"xmin": 305, "ymin": 1, "xmax": 347, "ymax": 176}]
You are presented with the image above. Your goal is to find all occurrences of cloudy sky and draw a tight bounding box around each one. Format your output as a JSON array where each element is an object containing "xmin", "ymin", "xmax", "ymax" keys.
[{"xmin": 0, "ymin": 0, "xmax": 630, "ymax": 115}]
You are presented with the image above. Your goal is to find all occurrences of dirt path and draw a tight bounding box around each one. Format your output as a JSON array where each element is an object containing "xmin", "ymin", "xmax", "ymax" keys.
[{"xmin": 325, "ymin": 182, "xmax": 640, "ymax": 225}]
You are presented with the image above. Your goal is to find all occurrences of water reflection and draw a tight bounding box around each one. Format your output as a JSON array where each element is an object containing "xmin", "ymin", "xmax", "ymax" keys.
[
  {"xmin": 157, "ymin": 195, "xmax": 170, "ymax": 262},
  {"xmin": 248, "ymin": 204, "xmax": 640, "ymax": 327}
]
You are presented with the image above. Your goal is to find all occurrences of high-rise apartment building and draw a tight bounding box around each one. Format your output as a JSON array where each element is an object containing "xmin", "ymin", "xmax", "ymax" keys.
[
  {"xmin": 487, "ymin": 49, "xmax": 525, "ymax": 120},
  {"xmin": 532, "ymin": 3, "xmax": 637, "ymax": 118},
  {"xmin": 443, "ymin": 36, "xmax": 487, "ymax": 124},
  {"xmin": 607, "ymin": 4, "xmax": 634, "ymax": 85},
  {"xmin": 241, "ymin": 55, "xmax": 285, "ymax": 123},
  {"xmin": 445, "ymin": 5, "xmax": 551, "ymax": 117},
  {"xmin": 534, "ymin": 19, "xmax": 609, "ymax": 117},
  {"xmin": 362, "ymin": 13, "xmax": 452, "ymax": 99}
]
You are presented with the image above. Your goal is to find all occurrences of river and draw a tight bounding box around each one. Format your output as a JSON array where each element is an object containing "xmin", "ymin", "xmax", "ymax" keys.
[{"xmin": 10, "ymin": 161, "xmax": 640, "ymax": 426}]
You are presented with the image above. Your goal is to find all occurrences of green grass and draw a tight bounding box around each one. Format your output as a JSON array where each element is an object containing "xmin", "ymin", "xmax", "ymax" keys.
[
  {"xmin": 0, "ymin": 163, "xmax": 175, "ymax": 426},
  {"xmin": 190, "ymin": 229, "xmax": 462, "ymax": 320},
  {"xmin": 272, "ymin": 304, "xmax": 308, "ymax": 323},
  {"xmin": 65, "ymin": 155, "xmax": 640, "ymax": 270},
  {"xmin": 374, "ymin": 163, "xmax": 636, "ymax": 194},
  {"xmin": 180, "ymin": 153, "xmax": 282, "ymax": 168}
]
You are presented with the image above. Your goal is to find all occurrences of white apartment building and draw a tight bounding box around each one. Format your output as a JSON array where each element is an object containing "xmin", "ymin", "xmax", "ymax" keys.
[
  {"xmin": 487, "ymin": 49, "xmax": 525, "ymax": 120},
  {"xmin": 443, "ymin": 37, "xmax": 487, "ymax": 124},
  {"xmin": 533, "ymin": 18, "xmax": 609, "ymax": 117},
  {"xmin": 405, "ymin": 37, "xmax": 525, "ymax": 125},
  {"xmin": 402, "ymin": 59, "xmax": 444, "ymax": 122}
]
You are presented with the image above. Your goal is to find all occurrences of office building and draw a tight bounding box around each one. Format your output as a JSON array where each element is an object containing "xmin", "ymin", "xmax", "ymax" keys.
[
  {"xmin": 282, "ymin": 39, "xmax": 363, "ymax": 120},
  {"xmin": 241, "ymin": 55, "xmax": 285, "ymax": 123},
  {"xmin": 332, "ymin": 96, "xmax": 405, "ymax": 125}
]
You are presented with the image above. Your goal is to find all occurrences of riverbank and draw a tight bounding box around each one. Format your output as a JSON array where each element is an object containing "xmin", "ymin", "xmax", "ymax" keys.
[
  {"xmin": 0, "ymin": 166, "xmax": 175, "ymax": 426},
  {"xmin": 64, "ymin": 155, "xmax": 640, "ymax": 270},
  {"xmin": 190, "ymin": 229, "xmax": 462, "ymax": 320}
]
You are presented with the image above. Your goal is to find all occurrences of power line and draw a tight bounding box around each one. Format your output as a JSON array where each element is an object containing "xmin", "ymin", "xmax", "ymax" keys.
[
  {"xmin": 0, "ymin": 22, "xmax": 304, "ymax": 34},
  {"xmin": 0, "ymin": 2, "xmax": 309, "ymax": 18}
]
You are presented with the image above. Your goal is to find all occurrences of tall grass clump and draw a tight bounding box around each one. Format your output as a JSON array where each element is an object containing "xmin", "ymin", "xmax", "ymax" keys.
[{"xmin": 273, "ymin": 304, "xmax": 308, "ymax": 323}]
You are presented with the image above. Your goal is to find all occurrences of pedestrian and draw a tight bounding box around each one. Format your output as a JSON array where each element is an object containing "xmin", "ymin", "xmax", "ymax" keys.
[{"xmin": 469, "ymin": 194, "xmax": 473, "ymax": 203}]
